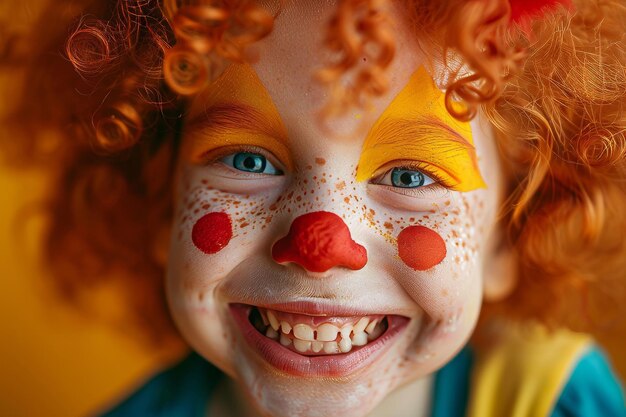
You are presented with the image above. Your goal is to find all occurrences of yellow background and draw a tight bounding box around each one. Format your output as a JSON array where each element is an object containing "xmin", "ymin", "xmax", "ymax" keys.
[{"xmin": 1, "ymin": 1, "xmax": 625, "ymax": 417}]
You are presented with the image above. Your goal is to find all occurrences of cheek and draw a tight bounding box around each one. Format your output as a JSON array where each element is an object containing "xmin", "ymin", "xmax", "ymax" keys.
[
  {"xmin": 192, "ymin": 212, "xmax": 233, "ymax": 254},
  {"xmin": 397, "ymin": 225, "xmax": 447, "ymax": 270}
]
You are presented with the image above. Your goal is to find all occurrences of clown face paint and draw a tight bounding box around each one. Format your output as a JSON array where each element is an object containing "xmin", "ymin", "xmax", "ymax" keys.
[
  {"xmin": 166, "ymin": 2, "xmax": 506, "ymax": 417},
  {"xmin": 272, "ymin": 211, "xmax": 368, "ymax": 273},
  {"xmin": 397, "ymin": 225, "xmax": 447, "ymax": 271},
  {"xmin": 356, "ymin": 66, "xmax": 485, "ymax": 192},
  {"xmin": 191, "ymin": 212, "xmax": 233, "ymax": 254}
]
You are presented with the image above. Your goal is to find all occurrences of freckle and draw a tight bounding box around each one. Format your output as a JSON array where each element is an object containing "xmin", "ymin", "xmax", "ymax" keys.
[
  {"xmin": 296, "ymin": 196, "xmax": 302, "ymax": 202},
  {"xmin": 303, "ymin": 179, "xmax": 308, "ymax": 184},
  {"xmin": 445, "ymin": 200, "xmax": 451, "ymax": 206},
  {"xmin": 201, "ymin": 179, "xmax": 208, "ymax": 185},
  {"xmin": 321, "ymin": 178, "xmax": 327, "ymax": 183},
  {"xmin": 211, "ymin": 198, "xmax": 219, "ymax": 202},
  {"xmin": 442, "ymin": 289, "xmax": 448, "ymax": 296},
  {"xmin": 287, "ymin": 191, "xmax": 294, "ymax": 199},
  {"xmin": 335, "ymin": 181, "xmax": 346, "ymax": 190},
  {"xmin": 369, "ymin": 208, "xmax": 375, "ymax": 215},
  {"xmin": 409, "ymin": 217, "xmax": 415, "ymax": 222},
  {"xmin": 310, "ymin": 189, "xmax": 315, "ymax": 194},
  {"xmin": 343, "ymin": 197, "xmax": 350, "ymax": 204},
  {"xmin": 269, "ymin": 203, "xmax": 278, "ymax": 211},
  {"xmin": 384, "ymin": 222, "xmax": 393, "ymax": 230},
  {"xmin": 315, "ymin": 157, "xmax": 326, "ymax": 166},
  {"xmin": 241, "ymin": 222, "xmax": 249, "ymax": 228},
  {"xmin": 306, "ymin": 165, "xmax": 313, "ymax": 170},
  {"xmin": 423, "ymin": 215, "xmax": 430, "ymax": 220},
  {"xmin": 193, "ymin": 209, "xmax": 199, "ymax": 214}
]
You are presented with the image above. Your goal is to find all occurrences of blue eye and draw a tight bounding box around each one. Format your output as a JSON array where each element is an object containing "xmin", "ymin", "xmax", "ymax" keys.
[
  {"xmin": 382, "ymin": 167, "xmax": 435, "ymax": 188},
  {"xmin": 221, "ymin": 152, "xmax": 283, "ymax": 175}
]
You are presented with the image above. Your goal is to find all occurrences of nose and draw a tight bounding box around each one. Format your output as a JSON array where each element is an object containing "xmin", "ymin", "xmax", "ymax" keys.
[{"xmin": 271, "ymin": 211, "xmax": 368, "ymax": 273}]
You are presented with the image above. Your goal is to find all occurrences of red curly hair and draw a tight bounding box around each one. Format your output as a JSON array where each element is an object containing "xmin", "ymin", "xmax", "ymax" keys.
[{"xmin": 1, "ymin": 0, "xmax": 625, "ymax": 342}]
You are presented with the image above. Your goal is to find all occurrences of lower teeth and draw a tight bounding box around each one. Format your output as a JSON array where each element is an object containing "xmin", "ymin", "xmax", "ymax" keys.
[{"xmin": 249, "ymin": 308, "xmax": 388, "ymax": 354}]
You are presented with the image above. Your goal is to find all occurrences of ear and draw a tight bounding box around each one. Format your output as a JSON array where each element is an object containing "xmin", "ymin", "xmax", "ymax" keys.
[{"xmin": 483, "ymin": 228, "xmax": 518, "ymax": 302}]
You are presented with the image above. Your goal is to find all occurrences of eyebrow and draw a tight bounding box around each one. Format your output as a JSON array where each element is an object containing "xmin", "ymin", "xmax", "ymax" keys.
[
  {"xmin": 185, "ymin": 102, "xmax": 288, "ymax": 143},
  {"xmin": 371, "ymin": 115, "xmax": 476, "ymax": 158}
]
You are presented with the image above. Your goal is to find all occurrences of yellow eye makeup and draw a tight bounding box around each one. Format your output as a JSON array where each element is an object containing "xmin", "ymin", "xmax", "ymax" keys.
[
  {"xmin": 183, "ymin": 63, "xmax": 292, "ymax": 170},
  {"xmin": 356, "ymin": 66, "xmax": 486, "ymax": 192}
]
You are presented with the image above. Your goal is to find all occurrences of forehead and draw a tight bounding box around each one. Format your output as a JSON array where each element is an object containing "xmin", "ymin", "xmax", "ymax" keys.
[{"xmin": 247, "ymin": 1, "xmax": 426, "ymax": 138}]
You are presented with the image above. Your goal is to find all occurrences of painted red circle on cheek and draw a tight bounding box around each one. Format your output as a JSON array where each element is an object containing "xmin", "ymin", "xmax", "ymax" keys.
[
  {"xmin": 191, "ymin": 212, "xmax": 233, "ymax": 254},
  {"xmin": 397, "ymin": 226, "xmax": 447, "ymax": 271}
]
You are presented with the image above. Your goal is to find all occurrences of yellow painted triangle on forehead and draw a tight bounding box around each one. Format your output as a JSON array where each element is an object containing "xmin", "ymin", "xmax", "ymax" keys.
[
  {"xmin": 356, "ymin": 66, "xmax": 485, "ymax": 192},
  {"xmin": 380, "ymin": 66, "xmax": 473, "ymax": 144}
]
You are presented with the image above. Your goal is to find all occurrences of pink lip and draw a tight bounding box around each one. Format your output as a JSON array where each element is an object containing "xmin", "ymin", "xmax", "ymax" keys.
[
  {"xmin": 230, "ymin": 304, "xmax": 410, "ymax": 377},
  {"xmin": 257, "ymin": 300, "xmax": 405, "ymax": 317}
]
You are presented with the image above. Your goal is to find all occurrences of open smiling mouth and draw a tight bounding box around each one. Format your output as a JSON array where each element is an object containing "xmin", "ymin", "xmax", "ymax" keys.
[
  {"xmin": 230, "ymin": 304, "xmax": 410, "ymax": 376},
  {"xmin": 250, "ymin": 307, "xmax": 389, "ymax": 355}
]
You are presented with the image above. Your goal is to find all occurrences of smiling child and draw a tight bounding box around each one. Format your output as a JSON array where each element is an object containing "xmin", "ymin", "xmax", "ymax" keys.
[{"xmin": 3, "ymin": 0, "xmax": 626, "ymax": 416}]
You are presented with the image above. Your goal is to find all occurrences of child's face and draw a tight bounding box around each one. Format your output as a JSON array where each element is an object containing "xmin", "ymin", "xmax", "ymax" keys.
[{"xmin": 166, "ymin": 2, "xmax": 505, "ymax": 416}]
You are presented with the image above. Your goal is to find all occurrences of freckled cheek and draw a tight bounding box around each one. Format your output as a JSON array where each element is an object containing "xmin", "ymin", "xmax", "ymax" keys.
[{"xmin": 391, "ymin": 223, "xmax": 479, "ymax": 317}]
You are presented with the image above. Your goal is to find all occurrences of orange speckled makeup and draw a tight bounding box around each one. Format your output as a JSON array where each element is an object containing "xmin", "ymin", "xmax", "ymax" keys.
[
  {"xmin": 183, "ymin": 64, "xmax": 292, "ymax": 170},
  {"xmin": 356, "ymin": 67, "xmax": 486, "ymax": 192}
]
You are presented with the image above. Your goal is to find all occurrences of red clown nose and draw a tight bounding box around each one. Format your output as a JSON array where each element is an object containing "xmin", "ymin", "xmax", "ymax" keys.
[{"xmin": 271, "ymin": 211, "xmax": 368, "ymax": 273}]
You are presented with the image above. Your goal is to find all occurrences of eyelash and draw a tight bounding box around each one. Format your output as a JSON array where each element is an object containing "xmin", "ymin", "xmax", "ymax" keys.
[
  {"xmin": 377, "ymin": 183, "xmax": 442, "ymax": 198},
  {"xmin": 200, "ymin": 146, "xmax": 285, "ymax": 177},
  {"xmin": 370, "ymin": 161, "xmax": 451, "ymax": 191}
]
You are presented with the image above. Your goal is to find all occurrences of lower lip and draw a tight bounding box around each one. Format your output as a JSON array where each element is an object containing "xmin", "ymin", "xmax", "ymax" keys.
[{"xmin": 230, "ymin": 304, "xmax": 410, "ymax": 377}]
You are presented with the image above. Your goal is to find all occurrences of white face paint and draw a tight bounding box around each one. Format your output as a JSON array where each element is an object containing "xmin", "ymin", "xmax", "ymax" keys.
[{"xmin": 165, "ymin": 1, "xmax": 506, "ymax": 416}]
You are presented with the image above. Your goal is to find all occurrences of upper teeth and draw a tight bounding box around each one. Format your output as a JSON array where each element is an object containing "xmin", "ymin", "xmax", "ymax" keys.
[{"xmin": 258, "ymin": 308, "xmax": 387, "ymax": 354}]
